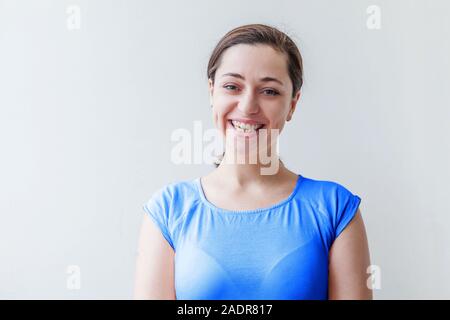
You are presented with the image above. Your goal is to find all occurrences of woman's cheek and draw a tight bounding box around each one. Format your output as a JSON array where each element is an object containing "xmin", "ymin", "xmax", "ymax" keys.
[
  {"xmin": 213, "ymin": 110, "xmax": 226, "ymax": 136},
  {"xmin": 212, "ymin": 111, "xmax": 222, "ymax": 134}
]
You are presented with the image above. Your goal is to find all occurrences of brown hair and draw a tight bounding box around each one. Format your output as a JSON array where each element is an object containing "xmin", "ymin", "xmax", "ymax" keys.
[{"xmin": 207, "ymin": 23, "xmax": 304, "ymax": 167}]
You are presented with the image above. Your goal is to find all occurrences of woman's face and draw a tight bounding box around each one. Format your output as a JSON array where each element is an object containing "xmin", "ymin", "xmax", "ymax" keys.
[{"xmin": 209, "ymin": 44, "xmax": 301, "ymax": 160}]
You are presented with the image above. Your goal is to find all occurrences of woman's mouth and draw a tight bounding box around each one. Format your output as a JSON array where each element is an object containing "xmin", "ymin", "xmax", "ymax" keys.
[{"xmin": 228, "ymin": 120, "xmax": 266, "ymax": 134}]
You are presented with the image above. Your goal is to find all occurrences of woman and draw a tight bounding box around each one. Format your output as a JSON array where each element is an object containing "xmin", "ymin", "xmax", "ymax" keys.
[{"xmin": 134, "ymin": 24, "xmax": 372, "ymax": 300}]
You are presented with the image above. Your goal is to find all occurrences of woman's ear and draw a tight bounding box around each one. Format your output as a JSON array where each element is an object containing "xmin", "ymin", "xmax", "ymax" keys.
[
  {"xmin": 208, "ymin": 79, "xmax": 214, "ymax": 105},
  {"xmin": 287, "ymin": 90, "xmax": 301, "ymax": 121},
  {"xmin": 286, "ymin": 108, "xmax": 295, "ymax": 122}
]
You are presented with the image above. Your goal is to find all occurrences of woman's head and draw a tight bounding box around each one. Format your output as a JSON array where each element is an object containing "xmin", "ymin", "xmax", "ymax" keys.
[{"xmin": 206, "ymin": 24, "xmax": 304, "ymax": 167}]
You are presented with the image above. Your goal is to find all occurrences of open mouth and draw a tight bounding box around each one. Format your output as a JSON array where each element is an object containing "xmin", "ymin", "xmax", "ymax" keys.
[{"xmin": 228, "ymin": 120, "xmax": 266, "ymax": 134}]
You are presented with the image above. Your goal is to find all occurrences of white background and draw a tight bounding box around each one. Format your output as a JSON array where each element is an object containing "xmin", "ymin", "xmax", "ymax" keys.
[{"xmin": 1, "ymin": 0, "xmax": 449, "ymax": 299}]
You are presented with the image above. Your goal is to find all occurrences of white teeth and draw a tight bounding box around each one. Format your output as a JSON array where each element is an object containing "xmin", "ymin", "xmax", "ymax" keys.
[{"xmin": 231, "ymin": 120, "xmax": 263, "ymax": 133}]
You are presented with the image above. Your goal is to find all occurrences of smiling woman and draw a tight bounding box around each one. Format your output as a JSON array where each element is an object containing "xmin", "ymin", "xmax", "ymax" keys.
[
  {"xmin": 134, "ymin": 23, "xmax": 372, "ymax": 300},
  {"xmin": 206, "ymin": 25, "xmax": 303, "ymax": 168}
]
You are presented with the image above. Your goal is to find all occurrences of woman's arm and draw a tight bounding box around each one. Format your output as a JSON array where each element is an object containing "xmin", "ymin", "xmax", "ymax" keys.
[
  {"xmin": 328, "ymin": 209, "xmax": 373, "ymax": 299},
  {"xmin": 133, "ymin": 213, "xmax": 176, "ymax": 299}
]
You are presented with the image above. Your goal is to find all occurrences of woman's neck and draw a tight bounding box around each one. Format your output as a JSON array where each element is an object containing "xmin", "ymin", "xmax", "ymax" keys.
[{"xmin": 214, "ymin": 157, "xmax": 288, "ymax": 188}]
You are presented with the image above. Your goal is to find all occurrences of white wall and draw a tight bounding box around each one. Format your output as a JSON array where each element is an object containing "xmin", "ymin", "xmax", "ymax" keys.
[{"xmin": 1, "ymin": 0, "xmax": 449, "ymax": 299}]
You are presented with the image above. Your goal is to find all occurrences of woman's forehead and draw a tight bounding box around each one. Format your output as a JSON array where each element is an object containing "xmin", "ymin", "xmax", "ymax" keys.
[
  {"xmin": 221, "ymin": 44, "xmax": 286, "ymax": 65},
  {"xmin": 217, "ymin": 45, "xmax": 289, "ymax": 80}
]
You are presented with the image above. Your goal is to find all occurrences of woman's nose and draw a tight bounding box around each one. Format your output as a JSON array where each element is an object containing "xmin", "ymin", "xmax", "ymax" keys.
[{"xmin": 238, "ymin": 92, "xmax": 260, "ymax": 114}]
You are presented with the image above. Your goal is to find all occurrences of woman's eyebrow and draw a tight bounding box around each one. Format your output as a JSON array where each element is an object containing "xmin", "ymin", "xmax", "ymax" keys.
[{"xmin": 221, "ymin": 72, "xmax": 284, "ymax": 86}]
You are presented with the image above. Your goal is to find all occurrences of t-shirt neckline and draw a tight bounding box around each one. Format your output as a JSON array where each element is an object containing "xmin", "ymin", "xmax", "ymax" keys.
[{"xmin": 195, "ymin": 174, "xmax": 303, "ymax": 214}]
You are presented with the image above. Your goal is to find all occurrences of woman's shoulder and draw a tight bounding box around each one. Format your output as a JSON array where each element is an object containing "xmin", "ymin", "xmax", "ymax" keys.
[
  {"xmin": 142, "ymin": 178, "xmax": 201, "ymax": 236},
  {"xmin": 298, "ymin": 174, "xmax": 361, "ymax": 217},
  {"xmin": 300, "ymin": 175, "xmax": 362, "ymax": 219},
  {"xmin": 297, "ymin": 175, "xmax": 362, "ymax": 248},
  {"xmin": 299, "ymin": 174, "xmax": 359, "ymax": 199},
  {"xmin": 143, "ymin": 177, "xmax": 199, "ymax": 210}
]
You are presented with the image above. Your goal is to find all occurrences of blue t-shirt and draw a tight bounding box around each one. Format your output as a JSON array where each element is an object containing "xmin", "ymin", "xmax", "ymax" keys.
[{"xmin": 142, "ymin": 174, "xmax": 361, "ymax": 300}]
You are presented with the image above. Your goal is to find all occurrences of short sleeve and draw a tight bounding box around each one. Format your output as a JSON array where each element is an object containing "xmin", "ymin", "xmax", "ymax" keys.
[
  {"xmin": 142, "ymin": 189, "xmax": 175, "ymax": 250},
  {"xmin": 334, "ymin": 184, "xmax": 362, "ymax": 239}
]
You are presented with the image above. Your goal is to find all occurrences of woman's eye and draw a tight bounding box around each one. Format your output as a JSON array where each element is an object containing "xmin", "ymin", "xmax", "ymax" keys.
[
  {"xmin": 223, "ymin": 85, "xmax": 279, "ymax": 96},
  {"xmin": 224, "ymin": 85, "xmax": 238, "ymax": 91},
  {"xmin": 263, "ymin": 89, "xmax": 279, "ymax": 96}
]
